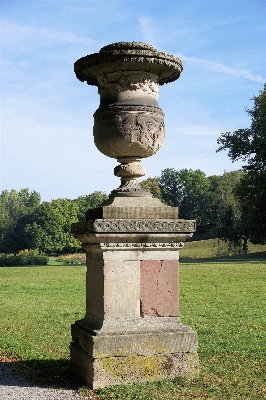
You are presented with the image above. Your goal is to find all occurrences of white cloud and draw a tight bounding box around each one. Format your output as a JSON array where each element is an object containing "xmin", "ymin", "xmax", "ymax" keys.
[
  {"xmin": 177, "ymin": 53, "xmax": 265, "ymax": 83},
  {"xmin": 0, "ymin": 91, "xmax": 116, "ymax": 200},
  {"xmin": 139, "ymin": 16, "xmax": 158, "ymax": 46},
  {"xmin": 0, "ymin": 19, "xmax": 94, "ymax": 50}
]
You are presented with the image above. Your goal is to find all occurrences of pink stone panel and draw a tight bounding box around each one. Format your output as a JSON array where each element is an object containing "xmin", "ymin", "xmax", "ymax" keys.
[
  {"xmin": 140, "ymin": 260, "xmax": 179, "ymax": 317},
  {"xmin": 157, "ymin": 260, "xmax": 179, "ymax": 317},
  {"xmin": 140, "ymin": 260, "xmax": 160, "ymax": 317}
]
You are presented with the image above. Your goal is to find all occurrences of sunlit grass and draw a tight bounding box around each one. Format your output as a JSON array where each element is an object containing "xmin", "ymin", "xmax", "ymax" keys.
[
  {"xmin": 180, "ymin": 238, "xmax": 266, "ymax": 259},
  {"xmin": 0, "ymin": 259, "xmax": 265, "ymax": 398},
  {"xmin": 0, "ymin": 266, "xmax": 85, "ymax": 360},
  {"xmin": 95, "ymin": 261, "xmax": 266, "ymax": 399},
  {"xmin": 179, "ymin": 261, "xmax": 266, "ymax": 399}
]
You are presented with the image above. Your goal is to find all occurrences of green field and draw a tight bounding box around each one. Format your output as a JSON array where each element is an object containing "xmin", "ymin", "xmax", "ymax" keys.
[
  {"xmin": 0, "ymin": 245, "xmax": 265, "ymax": 399},
  {"xmin": 180, "ymin": 238, "xmax": 266, "ymax": 259}
]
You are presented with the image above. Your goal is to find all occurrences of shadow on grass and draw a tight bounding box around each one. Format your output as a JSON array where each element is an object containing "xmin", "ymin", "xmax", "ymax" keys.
[{"xmin": 2, "ymin": 358, "xmax": 84, "ymax": 390}]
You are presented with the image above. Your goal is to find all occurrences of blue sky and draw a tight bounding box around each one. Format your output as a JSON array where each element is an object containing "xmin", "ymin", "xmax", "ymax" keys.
[{"xmin": 1, "ymin": 0, "xmax": 265, "ymax": 201}]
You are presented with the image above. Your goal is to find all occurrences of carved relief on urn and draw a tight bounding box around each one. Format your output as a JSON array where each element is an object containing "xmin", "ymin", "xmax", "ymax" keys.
[{"xmin": 74, "ymin": 42, "xmax": 183, "ymax": 196}]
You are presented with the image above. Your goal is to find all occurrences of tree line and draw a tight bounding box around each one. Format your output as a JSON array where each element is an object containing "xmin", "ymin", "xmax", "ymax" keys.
[
  {"xmin": 1, "ymin": 84, "xmax": 265, "ymax": 255},
  {"xmin": 0, "ymin": 190, "xmax": 108, "ymax": 255},
  {"xmin": 141, "ymin": 169, "xmax": 251, "ymax": 249},
  {"xmin": 0, "ymin": 168, "xmax": 259, "ymax": 256}
]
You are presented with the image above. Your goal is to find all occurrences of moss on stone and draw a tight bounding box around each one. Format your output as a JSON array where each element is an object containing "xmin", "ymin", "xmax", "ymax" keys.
[{"xmin": 101, "ymin": 354, "xmax": 168, "ymax": 381}]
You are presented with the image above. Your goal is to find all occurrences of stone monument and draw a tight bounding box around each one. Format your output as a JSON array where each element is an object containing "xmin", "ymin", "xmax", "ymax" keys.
[{"xmin": 70, "ymin": 42, "xmax": 199, "ymax": 389}]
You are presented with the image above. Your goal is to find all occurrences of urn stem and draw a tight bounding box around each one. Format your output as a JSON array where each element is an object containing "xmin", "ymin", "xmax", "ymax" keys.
[{"xmin": 111, "ymin": 157, "xmax": 151, "ymax": 197}]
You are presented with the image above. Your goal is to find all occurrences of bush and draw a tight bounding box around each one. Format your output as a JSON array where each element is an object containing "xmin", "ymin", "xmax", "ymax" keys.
[
  {"xmin": 56, "ymin": 253, "xmax": 86, "ymax": 265},
  {"xmin": 0, "ymin": 255, "xmax": 19, "ymax": 267},
  {"xmin": 0, "ymin": 250, "xmax": 49, "ymax": 266}
]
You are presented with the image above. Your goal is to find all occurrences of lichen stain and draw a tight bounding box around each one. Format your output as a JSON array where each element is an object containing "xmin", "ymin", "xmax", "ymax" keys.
[{"xmin": 101, "ymin": 354, "xmax": 171, "ymax": 381}]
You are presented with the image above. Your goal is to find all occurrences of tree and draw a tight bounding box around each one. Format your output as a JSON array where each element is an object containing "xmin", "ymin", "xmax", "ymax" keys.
[
  {"xmin": 0, "ymin": 189, "xmax": 41, "ymax": 253},
  {"xmin": 74, "ymin": 191, "xmax": 108, "ymax": 221},
  {"xmin": 217, "ymin": 84, "xmax": 266, "ymax": 244},
  {"xmin": 176, "ymin": 169, "xmax": 210, "ymax": 221},
  {"xmin": 24, "ymin": 199, "xmax": 81, "ymax": 255},
  {"xmin": 0, "ymin": 189, "xmax": 109, "ymax": 255},
  {"xmin": 158, "ymin": 168, "xmax": 211, "ymax": 237},
  {"xmin": 158, "ymin": 168, "xmax": 186, "ymax": 207},
  {"xmin": 235, "ymin": 173, "xmax": 266, "ymax": 245},
  {"xmin": 158, "ymin": 168, "xmax": 210, "ymax": 215},
  {"xmin": 206, "ymin": 171, "xmax": 248, "ymax": 249},
  {"xmin": 140, "ymin": 177, "xmax": 162, "ymax": 201}
]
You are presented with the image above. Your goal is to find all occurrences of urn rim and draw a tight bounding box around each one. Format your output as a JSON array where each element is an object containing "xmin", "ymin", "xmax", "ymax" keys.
[{"xmin": 74, "ymin": 42, "xmax": 183, "ymax": 87}]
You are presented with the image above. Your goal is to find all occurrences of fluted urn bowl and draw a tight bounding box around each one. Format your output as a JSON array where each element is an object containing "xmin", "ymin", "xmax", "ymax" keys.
[{"xmin": 74, "ymin": 42, "xmax": 183, "ymax": 195}]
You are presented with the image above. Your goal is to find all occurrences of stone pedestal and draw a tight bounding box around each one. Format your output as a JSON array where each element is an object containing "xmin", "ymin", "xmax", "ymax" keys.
[
  {"xmin": 70, "ymin": 198, "xmax": 199, "ymax": 389},
  {"xmin": 71, "ymin": 42, "xmax": 199, "ymax": 388}
]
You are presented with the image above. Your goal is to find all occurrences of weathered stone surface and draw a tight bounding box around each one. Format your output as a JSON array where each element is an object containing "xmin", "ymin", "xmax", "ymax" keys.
[
  {"xmin": 70, "ymin": 341, "xmax": 199, "ymax": 389},
  {"xmin": 74, "ymin": 42, "xmax": 183, "ymax": 195},
  {"xmin": 82, "ymin": 247, "xmax": 179, "ymax": 331},
  {"xmin": 71, "ymin": 42, "xmax": 198, "ymax": 388},
  {"xmin": 93, "ymin": 106, "xmax": 165, "ymax": 158},
  {"xmin": 72, "ymin": 219, "xmax": 196, "ymax": 234},
  {"xmin": 102, "ymin": 249, "xmax": 179, "ymax": 261},
  {"xmin": 97, "ymin": 71, "xmax": 159, "ymax": 97},
  {"xmin": 140, "ymin": 260, "xmax": 179, "ymax": 317},
  {"xmin": 114, "ymin": 158, "xmax": 147, "ymax": 180},
  {"xmin": 104, "ymin": 259, "xmax": 140, "ymax": 319},
  {"xmin": 70, "ymin": 232, "xmax": 198, "ymax": 388},
  {"xmin": 97, "ymin": 242, "xmax": 185, "ymax": 249},
  {"xmin": 86, "ymin": 196, "xmax": 179, "ymax": 219},
  {"xmin": 72, "ymin": 322, "xmax": 197, "ymax": 357},
  {"xmin": 78, "ymin": 316, "xmax": 192, "ymax": 335},
  {"xmin": 74, "ymin": 42, "xmax": 183, "ymax": 88},
  {"xmin": 83, "ymin": 258, "xmax": 139, "ymax": 330},
  {"xmin": 84, "ymin": 243, "xmax": 185, "ymax": 258}
]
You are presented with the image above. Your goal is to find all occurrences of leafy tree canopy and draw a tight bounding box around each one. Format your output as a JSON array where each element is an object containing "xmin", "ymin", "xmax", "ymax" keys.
[
  {"xmin": 207, "ymin": 171, "xmax": 247, "ymax": 247},
  {"xmin": 217, "ymin": 83, "xmax": 266, "ymax": 174},
  {"xmin": 24, "ymin": 199, "xmax": 81, "ymax": 255},
  {"xmin": 217, "ymin": 84, "xmax": 266, "ymax": 244},
  {"xmin": 140, "ymin": 177, "xmax": 162, "ymax": 201},
  {"xmin": 0, "ymin": 190, "xmax": 109, "ymax": 255},
  {"xmin": 158, "ymin": 168, "xmax": 210, "ymax": 218},
  {"xmin": 0, "ymin": 189, "xmax": 41, "ymax": 253},
  {"xmin": 74, "ymin": 191, "xmax": 108, "ymax": 221}
]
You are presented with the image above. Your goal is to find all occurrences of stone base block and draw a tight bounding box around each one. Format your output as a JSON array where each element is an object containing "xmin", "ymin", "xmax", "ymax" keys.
[{"xmin": 70, "ymin": 322, "xmax": 199, "ymax": 389}]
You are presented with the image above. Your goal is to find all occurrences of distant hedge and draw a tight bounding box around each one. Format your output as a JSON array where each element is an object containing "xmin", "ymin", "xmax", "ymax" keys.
[
  {"xmin": 0, "ymin": 249, "xmax": 49, "ymax": 267},
  {"xmin": 56, "ymin": 253, "xmax": 86, "ymax": 265}
]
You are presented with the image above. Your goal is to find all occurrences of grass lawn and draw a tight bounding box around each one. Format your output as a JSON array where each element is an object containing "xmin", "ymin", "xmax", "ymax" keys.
[
  {"xmin": 180, "ymin": 238, "xmax": 266, "ymax": 259},
  {"xmin": 0, "ymin": 255, "xmax": 265, "ymax": 398}
]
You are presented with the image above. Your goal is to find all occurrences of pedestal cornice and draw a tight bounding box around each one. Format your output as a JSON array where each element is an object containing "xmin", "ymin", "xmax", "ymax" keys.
[{"xmin": 71, "ymin": 219, "xmax": 196, "ymax": 234}]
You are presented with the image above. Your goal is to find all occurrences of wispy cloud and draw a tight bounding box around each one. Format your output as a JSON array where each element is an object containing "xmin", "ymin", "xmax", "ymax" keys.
[
  {"xmin": 139, "ymin": 17, "xmax": 158, "ymax": 46},
  {"xmin": 177, "ymin": 53, "xmax": 265, "ymax": 83},
  {"xmin": 0, "ymin": 19, "xmax": 94, "ymax": 50}
]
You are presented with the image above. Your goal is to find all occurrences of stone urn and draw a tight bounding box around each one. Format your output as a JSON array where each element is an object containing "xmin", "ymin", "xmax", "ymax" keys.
[
  {"xmin": 71, "ymin": 43, "xmax": 199, "ymax": 389},
  {"xmin": 74, "ymin": 42, "xmax": 183, "ymax": 196}
]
